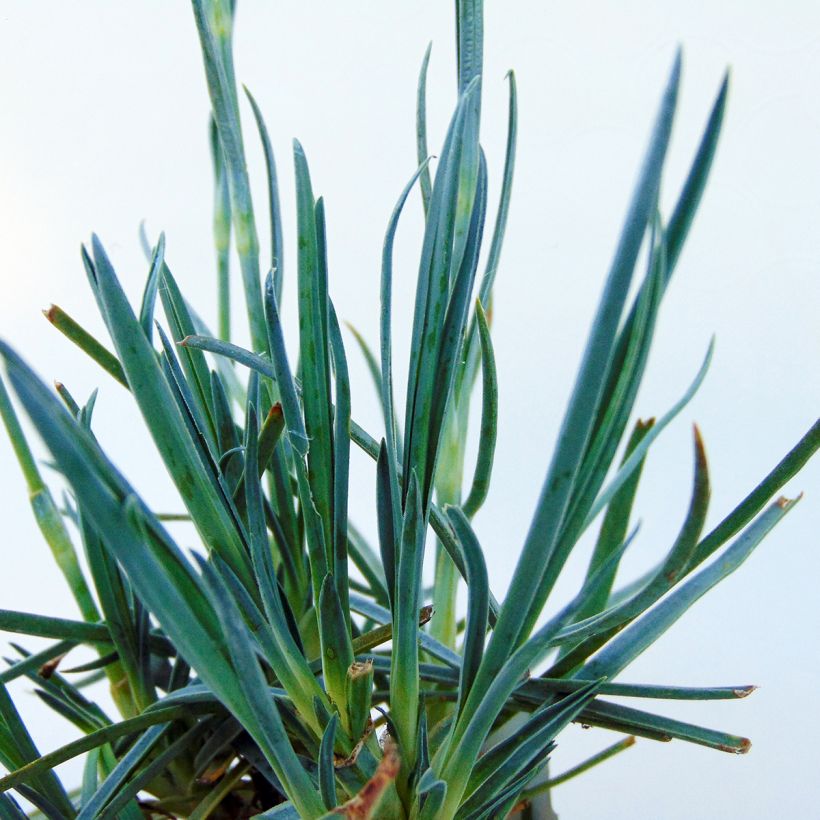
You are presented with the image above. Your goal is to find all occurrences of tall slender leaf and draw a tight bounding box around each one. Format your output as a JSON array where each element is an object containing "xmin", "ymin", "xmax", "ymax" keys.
[
  {"xmin": 245, "ymin": 86, "xmax": 285, "ymax": 304},
  {"xmin": 191, "ymin": 0, "xmax": 267, "ymax": 353},
  {"xmin": 470, "ymin": 52, "xmax": 682, "ymax": 710}
]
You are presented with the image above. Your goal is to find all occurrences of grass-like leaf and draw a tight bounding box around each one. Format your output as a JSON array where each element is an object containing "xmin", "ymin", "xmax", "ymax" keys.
[
  {"xmin": 74, "ymin": 722, "xmax": 171, "ymax": 819},
  {"xmin": 1, "ymin": 2, "xmax": 816, "ymax": 815},
  {"xmin": 583, "ymin": 338, "xmax": 714, "ymax": 531},
  {"xmin": 328, "ymin": 303, "xmax": 352, "ymax": 615},
  {"xmin": 41, "ymin": 304, "xmax": 127, "ymax": 388},
  {"xmin": 575, "ymin": 418, "xmax": 654, "ymax": 623},
  {"xmin": 318, "ymin": 574, "xmax": 355, "ymax": 735},
  {"xmin": 403, "ymin": 76, "xmax": 482, "ymax": 511},
  {"xmin": 197, "ymin": 554, "xmax": 325, "ymax": 816},
  {"xmin": 415, "ymin": 42, "xmax": 433, "ymax": 216},
  {"xmin": 191, "ymin": 0, "xmax": 267, "ymax": 353},
  {"xmin": 0, "ymin": 705, "xmax": 190, "ymax": 795},
  {"xmin": 391, "ymin": 474, "xmax": 426, "ymax": 785},
  {"xmin": 461, "ymin": 300, "xmax": 498, "ymax": 518},
  {"xmin": 208, "ymin": 116, "xmax": 232, "ymax": 341},
  {"xmin": 83, "ymin": 237, "xmax": 253, "ymax": 588},
  {"xmin": 474, "ymin": 53, "xmax": 682, "ymax": 709},
  {"xmin": 376, "ymin": 441, "xmax": 398, "ymax": 610},
  {"xmin": 263, "ymin": 273, "xmax": 309, "ymax": 456},
  {"xmin": 160, "ymin": 262, "xmax": 219, "ymax": 450},
  {"xmin": 578, "ymin": 497, "xmax": 798, "ymax": 682},
  {"xmin": 245, "ymin": 85, "xmax": 285, "ymax": 304},
  {"xmin": 380, "ymin": 159, "xmax": 431, "ymax": 531},
  {"xmin": 579, "ymin": 699, "xmax": 750, "ymax": 753},
  {"xmin": 523, "ymin": 736, "xmax": 635, "ymax": 796},
  {"xmin": 319, "ymin": 713, "xmax": 339, "ymax": 810},
  {"xmin": 555, "ymin": 424, "xmax": 710, "ymax": 648},
  {"xmin": 294, "ymin": 144, "xmax": 335, "ymax": 555},
  {"xmin": 0, "ymin": 376, "xmax": 99, "ymax": 624},
  {"xmin": 138, "ymin": 231, "xmax": 166, "ymax": 342},
  {"xmin": 445, "ymin": 507, "xmax": 488, "ymax": 715},
  {"xmin": 0, "ymin": 680, "xmax": 75, "ymax": 816}
]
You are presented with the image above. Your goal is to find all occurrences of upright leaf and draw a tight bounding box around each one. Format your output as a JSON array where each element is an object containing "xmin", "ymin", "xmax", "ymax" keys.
[
  {"xmin": 84, "ymin": 237, "xmax": 253, "ymax": 588},
  {"xmin": 472, "ymin": 52, "xmax": 682, "ymax": 707},
  {"xmin": 191, "ymin": 0, "xmax": 267, "ymax": 352},
  {"xmin": 390, "ymin": 475, "xmax": 425, "ymax": 782},
  {"xmin": 245, "ymin": 86, "xmax": 285, "ymax": 305}
]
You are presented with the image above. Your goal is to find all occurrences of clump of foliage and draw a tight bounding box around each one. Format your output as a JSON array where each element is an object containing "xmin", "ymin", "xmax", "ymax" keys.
[{"xmin": 0, "ymin": 1, "xmax": 817, "ymax": 818}]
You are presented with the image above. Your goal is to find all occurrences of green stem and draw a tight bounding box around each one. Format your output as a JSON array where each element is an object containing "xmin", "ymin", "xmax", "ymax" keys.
[
  {"xmin": 0, "ymin": 374, "xmax": 44, "ymax": 493},
  {"xmin": 0, "ymin": 376, "xmax": 100, "ymax": 623},
  {"xmin": 192, "ymin": 0, "xmax": 268, "ymax": 355},
  {"xmin": 210, "ymin": 118, "xmax": 232, "ymax": 342}
]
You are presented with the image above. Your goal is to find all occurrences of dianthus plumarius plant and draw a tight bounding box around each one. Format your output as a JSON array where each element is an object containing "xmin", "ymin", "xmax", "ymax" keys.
[{"xmin": 0, "ymin": 1, "xmax": 818, "ymax": 818}]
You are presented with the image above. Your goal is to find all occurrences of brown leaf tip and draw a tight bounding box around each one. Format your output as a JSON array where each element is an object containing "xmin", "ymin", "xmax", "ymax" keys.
[
  {"xmin": 717, "ymin": 738, "xmax": 751, "ymax": 754},
  {"xmin": 734, "ymin": 686, "xmax": 758, "ymax": 699},
  {"xmin": 692, "ymin": 422, "xmax": 708, "ymax": 464},
  {"xmin": 38, "ymin": 655, "xmax": 65, "ymax": 679},
  {"xmin": 348, "ymin": 660, "xmax": 374, "ymax": 679},
  {"xmin": 736, "ymin": 738, "xmax": 752, "ymax": 754}
]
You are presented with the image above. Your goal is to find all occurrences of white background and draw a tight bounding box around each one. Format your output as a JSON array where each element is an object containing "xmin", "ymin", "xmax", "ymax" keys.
[{"xmin": 1, "ymin": 2, "xmax": 819, "ymax": 817}]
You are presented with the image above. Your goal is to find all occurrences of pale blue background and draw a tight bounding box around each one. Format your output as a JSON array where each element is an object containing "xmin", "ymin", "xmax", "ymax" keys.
[{"xmin": 1, "ymin": 2, "xmax": 818, "ymax": 817}]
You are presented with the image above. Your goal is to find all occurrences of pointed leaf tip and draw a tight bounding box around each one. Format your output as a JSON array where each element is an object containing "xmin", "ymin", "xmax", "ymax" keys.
[{"xmin": 692, "ymin": 423, "xmax": 707, "ymax": 470}]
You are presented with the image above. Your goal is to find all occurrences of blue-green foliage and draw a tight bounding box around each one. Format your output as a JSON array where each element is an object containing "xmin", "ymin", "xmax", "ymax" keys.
[{"xmin": 0, "ymin": 1, "xmax": 817, "ymax": 817}]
